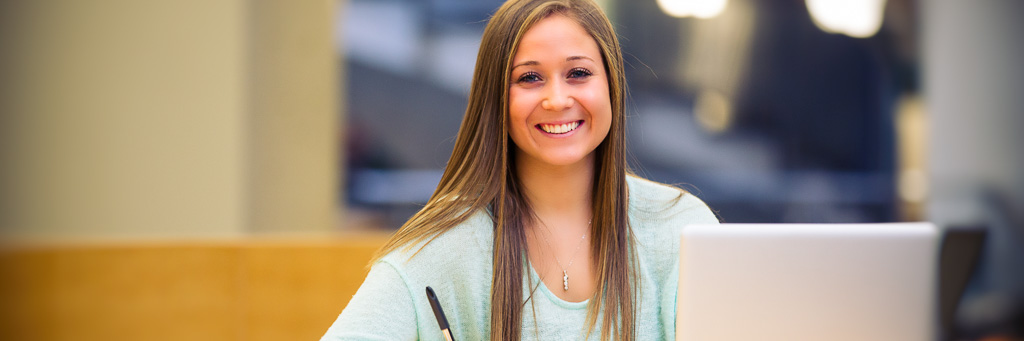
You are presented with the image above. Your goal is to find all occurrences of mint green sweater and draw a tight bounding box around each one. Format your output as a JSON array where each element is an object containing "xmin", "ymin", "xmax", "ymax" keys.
[{"xmin": 322, "ymin": 176, "xmax": 719, "ymax": 340}]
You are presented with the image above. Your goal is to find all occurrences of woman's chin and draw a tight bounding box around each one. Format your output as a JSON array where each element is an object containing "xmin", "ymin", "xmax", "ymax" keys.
[{"xmin": 531, "ymin": 152, "xmax": 595, "ymax": 169}]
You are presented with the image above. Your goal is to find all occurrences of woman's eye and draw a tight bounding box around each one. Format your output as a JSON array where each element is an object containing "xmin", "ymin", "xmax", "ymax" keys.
[
  {"xmin": 517, "ymin": 72, "xmax": 541, "ymax": 83},
  {"xmin": 568, "ymin": 68, "xmax": 592, "ymax": 79}
]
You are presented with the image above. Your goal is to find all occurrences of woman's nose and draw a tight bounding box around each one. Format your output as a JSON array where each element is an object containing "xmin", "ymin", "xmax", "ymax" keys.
[{"xmin": 541, "ymin": 82, "xmax": 574, "ymax": 111}]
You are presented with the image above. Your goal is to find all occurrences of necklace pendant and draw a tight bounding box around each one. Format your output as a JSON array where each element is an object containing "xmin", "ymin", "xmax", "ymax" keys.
[{"xmin": 562, "ymin": 270, "xmax": 569, "ymax": 291}]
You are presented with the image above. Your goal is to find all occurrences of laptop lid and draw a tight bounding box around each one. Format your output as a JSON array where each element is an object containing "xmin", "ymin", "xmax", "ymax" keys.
[{"xmin": 676, "ymin": 223, "xmax": 938, "ymax": 341}]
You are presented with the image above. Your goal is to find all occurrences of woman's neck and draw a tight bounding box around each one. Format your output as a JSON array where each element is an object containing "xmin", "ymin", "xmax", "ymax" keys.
[{"xmin": 515, "ymin": 153, "xmax": 595, "ymax": 226}]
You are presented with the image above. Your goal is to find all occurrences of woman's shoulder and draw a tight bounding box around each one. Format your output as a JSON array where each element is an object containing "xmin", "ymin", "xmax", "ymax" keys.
[
  {"xmin": 377, "ymin": 208, "xmax": 495, "ymax": 273},
  {"xmin": 627, "ymin": 176, "xmax": 718, "ymax": 285},
  {"xmin": 342, "ymin": 209, "xmax": 494, "ymax": 340},
  {"xmin": 627, "ymin": 175, "xmax": 719, "ymax": 226}
]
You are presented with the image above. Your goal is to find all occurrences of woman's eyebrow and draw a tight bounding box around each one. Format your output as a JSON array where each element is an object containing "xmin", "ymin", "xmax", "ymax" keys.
[
  {"xmin": 566, "ymin": 55, "xmax": 595, "ymax": 63},
  {"xmin": 511, "ymin": 60, "xmax": 539, "ymax": 70},
  {"xmin": 512, "ymin": 56, "xmax": 596, "ymax": 70}
]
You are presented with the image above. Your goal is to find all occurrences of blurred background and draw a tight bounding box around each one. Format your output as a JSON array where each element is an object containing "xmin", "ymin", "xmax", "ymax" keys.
[{"xmin": 1, "ymin": 0, "xmax": 1021, "ymax": 340}]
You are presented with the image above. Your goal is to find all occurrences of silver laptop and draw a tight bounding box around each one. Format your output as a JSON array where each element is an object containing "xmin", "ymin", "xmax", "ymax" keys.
[{"xmin": 676, "ymin": 223, "xmax": 939, "ymax": 341}]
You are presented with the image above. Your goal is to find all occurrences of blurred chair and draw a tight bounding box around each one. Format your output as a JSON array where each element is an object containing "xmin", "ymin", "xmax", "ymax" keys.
[{"xmin": 939, "ymin": 225, "xmax": 987, "ymax": 341}]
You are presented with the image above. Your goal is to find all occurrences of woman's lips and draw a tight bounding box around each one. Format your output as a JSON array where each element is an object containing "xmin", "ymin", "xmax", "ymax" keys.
[{"xmin": 536, "ymin": 120, "xmax": 583, "ymax": 134}]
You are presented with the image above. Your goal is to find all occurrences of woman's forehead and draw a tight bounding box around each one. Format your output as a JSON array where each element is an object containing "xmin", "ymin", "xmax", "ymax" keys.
[{"xmin": 512, "ymin": 14, "xmax": 601, "ymax": 65}]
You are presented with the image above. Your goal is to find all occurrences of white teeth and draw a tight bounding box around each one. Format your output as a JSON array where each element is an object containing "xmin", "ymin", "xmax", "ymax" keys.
[{"xmin": 540, "ymin": 121, "xmax": 580, "ymax": 134}]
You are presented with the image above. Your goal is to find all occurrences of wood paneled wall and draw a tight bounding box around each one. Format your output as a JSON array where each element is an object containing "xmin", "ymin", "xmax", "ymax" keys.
[{"xmin": 0, "ymin": 235, "xmax": 386, "ymax": 340}]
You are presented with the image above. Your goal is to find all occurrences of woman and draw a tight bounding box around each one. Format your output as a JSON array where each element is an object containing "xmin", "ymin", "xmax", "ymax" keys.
[{"xmin": 323, "ymin": 0, "xmax": 717, "ymax": 339}]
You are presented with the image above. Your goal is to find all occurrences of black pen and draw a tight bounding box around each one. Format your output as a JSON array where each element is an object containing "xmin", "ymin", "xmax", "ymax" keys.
[{"xmin": 425, "ymin": 286, "xmax": 455, "ymax": 341}]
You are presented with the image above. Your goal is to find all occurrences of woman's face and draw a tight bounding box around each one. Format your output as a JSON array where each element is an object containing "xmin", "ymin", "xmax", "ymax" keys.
[{"xmin": 508, "ymin": 14, "xmax": 612, "ymax": 170}]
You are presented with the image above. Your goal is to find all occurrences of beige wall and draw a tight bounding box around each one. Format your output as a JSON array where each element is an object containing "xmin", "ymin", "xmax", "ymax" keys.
[
  {"xmin": 249, "ymin": 1, "xmax": 341, "ymax": 234},
  {"xmin": 0, "ymin": 0, "xmax": 340, "ymax": 239}
]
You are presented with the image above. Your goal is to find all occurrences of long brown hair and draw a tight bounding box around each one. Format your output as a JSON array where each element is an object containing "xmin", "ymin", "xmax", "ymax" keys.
[{"xmin": 370, "ymin": 0, "xmax": 636, "ymax": 339}]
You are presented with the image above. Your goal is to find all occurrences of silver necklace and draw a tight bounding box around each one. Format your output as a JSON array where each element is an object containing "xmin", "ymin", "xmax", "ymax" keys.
[{"xmin": 537, "ymin": 218, "xmax": 591, "ymax": 291}]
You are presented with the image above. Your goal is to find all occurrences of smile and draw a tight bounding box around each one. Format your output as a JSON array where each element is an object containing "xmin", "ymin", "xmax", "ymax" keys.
[{"xmin": 537, "ymin": 120, "xmax": 582, "ymax": 134}]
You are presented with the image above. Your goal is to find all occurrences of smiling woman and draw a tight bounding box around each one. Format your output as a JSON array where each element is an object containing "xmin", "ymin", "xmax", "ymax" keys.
[
  {"xmin": 322, "ymin": 1, "xmax": 718, "ymax": 340},
  {"xmin": 508, "ymin": 13, "xmax": 612, "ymax": 171}
]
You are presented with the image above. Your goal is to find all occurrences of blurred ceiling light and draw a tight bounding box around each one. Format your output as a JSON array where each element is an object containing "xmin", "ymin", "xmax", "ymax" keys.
[
  {"xmin": 657, "ymin": 0, "xmax": 728, "ymax": 19},
  {"xmin": 805, "ymin": 0, "xmax": 886, "ymax": 38},
  {"xmin": 695, "ymin": 89, "xmax": 733, "ymax": 133}
]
